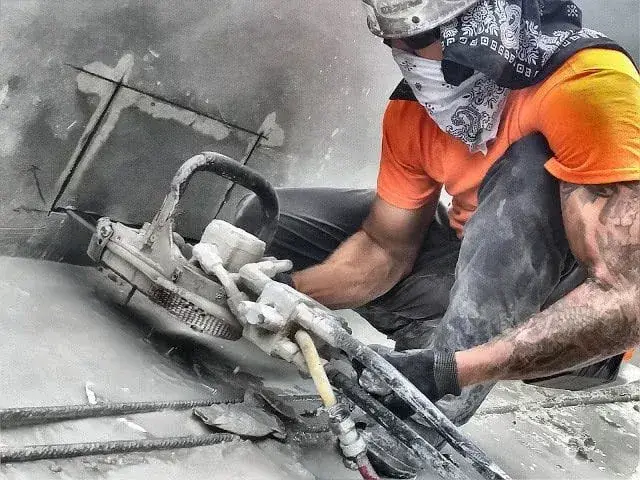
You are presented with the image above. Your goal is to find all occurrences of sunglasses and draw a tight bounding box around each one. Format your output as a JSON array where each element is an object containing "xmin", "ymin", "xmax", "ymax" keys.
[{"xmin": 383, "ymin": 27, "xmax": 441, "ymax": 50}]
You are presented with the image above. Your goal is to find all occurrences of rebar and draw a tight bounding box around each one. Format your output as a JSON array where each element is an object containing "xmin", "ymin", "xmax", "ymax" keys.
[
  {"xmin": 1, "ymin": 433, "xmax": 239, "ymax": 463},
  {"xmin": 1, "ymin": 397, "xmax": 243, "ymax": 429},
  {"xmin": 477, "ymin": 386, "xmax": 640, "ymax": 416}
]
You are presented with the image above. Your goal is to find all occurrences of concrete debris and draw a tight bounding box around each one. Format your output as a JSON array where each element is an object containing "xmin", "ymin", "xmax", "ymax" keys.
[
  {"xmin": 117, "ymin": 417, "xmax": 148, "ymax": 433},
  {"xmin": 194, "ymin": 403, "xmax": 286, "ymax": 439},
  {"xmin": 84, "ymin": 381, "xmax": 97, "ymax": 405},
  {"xmin": 0, "ymin": 84, "xmax": 8, "ymax": 107}
]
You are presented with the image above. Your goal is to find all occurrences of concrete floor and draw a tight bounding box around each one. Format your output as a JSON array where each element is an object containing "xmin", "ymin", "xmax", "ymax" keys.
[{"xmin": 1, "ymin": 257, "xmax": 639, "ymax": 479}]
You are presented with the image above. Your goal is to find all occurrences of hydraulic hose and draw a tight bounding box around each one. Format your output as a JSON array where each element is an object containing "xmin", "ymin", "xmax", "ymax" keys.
[
  {"xmin": 295, "ymin": 304, "xmax": 511, "ymax": 480},
  {"xmin": 356, "ymin": 453, "xmax": 380, "ymax": 480},
  {"xmin": 328, "ymin": 370, "xmax": 468, "ymax": 480},
  {"xmin": 295, "ymin": 330, "xmax": 338, "ymax": 408},
  {"xmin": 294, "ymin": 330, "xmax": 380, "ymax": 480}
]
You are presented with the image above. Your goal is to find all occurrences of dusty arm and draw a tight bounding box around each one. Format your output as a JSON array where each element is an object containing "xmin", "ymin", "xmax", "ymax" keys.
[
  {"xmin": 293, "ymin": 194, "xmax": 437, "ymax": 310},
  {"xmin": 456, "ymin": 181, "xmax": 640, "ymax": 386}
]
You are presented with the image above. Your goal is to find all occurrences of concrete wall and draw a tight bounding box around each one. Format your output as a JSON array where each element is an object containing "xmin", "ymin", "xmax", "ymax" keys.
[{"xmin": 1, "ymin": 0, "xmax": 638, "ymax": 262}]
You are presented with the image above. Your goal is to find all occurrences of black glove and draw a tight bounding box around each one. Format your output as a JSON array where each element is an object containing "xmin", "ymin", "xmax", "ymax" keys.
[{"xmin": 359, "ymin": 346, "xmax": 461, "ymax": 418}]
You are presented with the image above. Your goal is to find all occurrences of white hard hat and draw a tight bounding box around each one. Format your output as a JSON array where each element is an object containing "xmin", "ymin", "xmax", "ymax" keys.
[{"xmin": 362, "ymin": 0, "xmax": 478, "ymax": 38}]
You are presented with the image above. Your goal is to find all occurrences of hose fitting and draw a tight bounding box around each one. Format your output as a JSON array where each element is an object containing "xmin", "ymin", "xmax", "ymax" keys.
[{"xmin": 327, "ymin": 403, "xmax": 367, "ymax": 460}]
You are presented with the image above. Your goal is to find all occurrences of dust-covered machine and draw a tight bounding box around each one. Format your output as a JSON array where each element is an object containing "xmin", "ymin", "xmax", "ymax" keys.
[{"xmin": 81, "ymin": 152, "xmax": 512, "ymax": 480}]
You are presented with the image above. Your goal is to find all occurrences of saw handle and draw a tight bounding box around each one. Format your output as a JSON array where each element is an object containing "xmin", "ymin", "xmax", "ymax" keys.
[{"xmin": 170, "ymin": 152, "xmax": 280, "ymax": 246}]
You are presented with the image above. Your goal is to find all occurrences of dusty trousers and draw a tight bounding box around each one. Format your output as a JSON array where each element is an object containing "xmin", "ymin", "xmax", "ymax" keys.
[{"xmin": 234, "ymin": 133, "xmax": 585, "ymax": 426}]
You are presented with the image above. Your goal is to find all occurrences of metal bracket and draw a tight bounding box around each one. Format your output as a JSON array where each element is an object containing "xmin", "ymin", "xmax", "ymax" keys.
[{"xmin": 87, "ymin": 217, "xmax": 114, "ymax": 262}]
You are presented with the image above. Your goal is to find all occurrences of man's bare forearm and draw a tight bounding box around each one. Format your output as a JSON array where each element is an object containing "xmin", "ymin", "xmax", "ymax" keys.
[
  {"xmin": 457, "ymin": 181, "xmax": 640, "ymax": 387},
  {"xmin": 293, "ymin": 230, "xmax": 411, "ymax": 309},
  {"xmin": 292, "ymin": 196, "xmax": 435, "ymax": 310},
  {"xmin": 456, "ymin": 280, "xmax": 639, "ymax": 386}
]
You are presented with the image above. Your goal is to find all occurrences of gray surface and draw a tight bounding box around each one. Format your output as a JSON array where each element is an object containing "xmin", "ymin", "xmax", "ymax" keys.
[
  {"xmin": 52, "ymin": 83, "xmax": 259, "ymax": 240},
  {"xmin": 458, "ymin": 381, "xmax": 640, "ymax": 480},
  {"xmin": 1, "ymin": 257, "xmax": 638, "ymax": 479},
  {"xmin": 3, "ymin": 0, "xmax": 637, "ymax": 259},
  {"xmin": 0, "ymin": 256, "xmax": 348, "ymax": 480},
  {"xmin": 0, "ymin": 0, "xmax": 397, "ymax": 260}
]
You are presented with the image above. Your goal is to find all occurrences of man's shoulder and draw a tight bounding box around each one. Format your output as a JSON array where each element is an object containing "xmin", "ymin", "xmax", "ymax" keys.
[
  {"xmin": 540, "ymin": 48, "xmax": 638, "ymax": 91},
  {"xmin": 566, "ymin": 48, "xmax": 638, "ymax": 76}
]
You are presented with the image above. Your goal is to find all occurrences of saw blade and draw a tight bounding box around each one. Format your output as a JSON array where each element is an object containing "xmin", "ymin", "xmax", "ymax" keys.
[{"xmin": 150, "ymin": 285, "xmax": 241, "ymax": 340}]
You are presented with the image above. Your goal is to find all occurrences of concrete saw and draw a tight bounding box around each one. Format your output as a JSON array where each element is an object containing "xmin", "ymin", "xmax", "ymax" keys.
[{"xmin": 84, "ymin": 152, "xmax": 280, "ymax": 340}]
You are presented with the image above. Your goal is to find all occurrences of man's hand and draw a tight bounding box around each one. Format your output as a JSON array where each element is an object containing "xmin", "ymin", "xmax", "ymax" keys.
[{"xmin": 359, "ymin": 345, "xmax": 461, "ymax": 417}]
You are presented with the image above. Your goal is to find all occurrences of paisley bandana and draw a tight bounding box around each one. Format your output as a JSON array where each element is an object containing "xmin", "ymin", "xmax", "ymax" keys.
[
  {"xmin": 440, "ymin": 0, "xmax": 612, "ymax": 88},
  {"xmin": 390, "ymin": 0, "xmax": 626, "ymax": 151},
  {"xmin": 392, "ymin": 48, "xmax": 508, "ymax": 153}
]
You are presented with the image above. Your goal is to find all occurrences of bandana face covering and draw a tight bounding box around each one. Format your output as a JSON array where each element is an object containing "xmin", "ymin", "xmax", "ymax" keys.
[
  {"xmin": 392, "ymin": 48, "xmax": 509, "ymax": 154},
  {"xmin": 440, "ymin": 0, "xmax": 610, "ymax": 88}
]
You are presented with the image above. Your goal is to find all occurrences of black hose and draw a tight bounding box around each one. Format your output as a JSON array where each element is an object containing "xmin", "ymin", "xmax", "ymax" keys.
[
  {"xmin": 0, "ymin": 434, "xmax": 239, "ymax": 463},
  {"xmin": 296, "ymin": 305, "xmax": 510, "ymax": 480},
  {"xmin": 0, "ymin": 397, "xmax": 243, "ymax": 429},
  {"xmin": 170, "ymin": 152, "xmax": 279, "ymax": 246},
  {"xmin": 329, "ymin": 370, "xmax": 468, "ymax": 480}
]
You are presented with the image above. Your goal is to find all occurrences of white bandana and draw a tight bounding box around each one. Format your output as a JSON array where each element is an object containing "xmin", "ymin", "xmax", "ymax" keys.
[{"xmin": 392, "ymin": 48, "xmax": 510, "ymax": 154}]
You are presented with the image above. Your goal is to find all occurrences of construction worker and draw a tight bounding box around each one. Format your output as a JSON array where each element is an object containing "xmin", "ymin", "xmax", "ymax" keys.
[{"xmin": 236, "ymin": 0, "xmax": 639, "ymax": 442}]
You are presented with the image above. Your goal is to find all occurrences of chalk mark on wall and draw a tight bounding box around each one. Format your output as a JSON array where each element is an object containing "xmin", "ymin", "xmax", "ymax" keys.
[{"xmin": 49, "ymin": 55, "xmax": 266, "ymax": 214}]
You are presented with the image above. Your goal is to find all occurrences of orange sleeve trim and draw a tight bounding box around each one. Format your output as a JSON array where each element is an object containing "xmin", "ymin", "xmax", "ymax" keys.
[{"xmin": 544, "ymin": 159, "xmax": 640, "ymax": 185}]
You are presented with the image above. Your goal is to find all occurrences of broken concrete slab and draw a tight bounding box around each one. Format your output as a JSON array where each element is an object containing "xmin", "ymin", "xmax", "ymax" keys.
[{"xmin": 2, "ymin": 257, "xmax": 638, "ymax": 480}]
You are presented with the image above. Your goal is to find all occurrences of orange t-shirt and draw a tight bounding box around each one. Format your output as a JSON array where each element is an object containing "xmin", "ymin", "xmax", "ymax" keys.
[{"xmin": 377, "ymin": 48, "xmax": 640, "ymax": 238}]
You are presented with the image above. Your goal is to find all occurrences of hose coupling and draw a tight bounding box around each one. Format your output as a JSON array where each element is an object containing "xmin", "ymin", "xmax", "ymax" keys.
[{"xmin": 327, "ymin": 403, "xmax": 367, "ymax": 459}]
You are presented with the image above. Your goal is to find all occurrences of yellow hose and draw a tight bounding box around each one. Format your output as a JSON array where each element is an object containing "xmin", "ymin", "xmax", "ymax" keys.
[{"xmin": 294, "ymin": 330, "xmax": 337, "ymax": 408}]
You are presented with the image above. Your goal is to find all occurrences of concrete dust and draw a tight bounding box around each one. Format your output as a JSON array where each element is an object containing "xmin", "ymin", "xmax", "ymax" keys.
[
  {"xmin": 0, "ymin": 257, "xmax": 361, "ymax": 480},
  {"xmin": 2, "ymin": 256, "xmax": 640, "ymax": 479},
  {"xmin": 258, "ymin": 112, "xmax": 285, "ymax": 147}
]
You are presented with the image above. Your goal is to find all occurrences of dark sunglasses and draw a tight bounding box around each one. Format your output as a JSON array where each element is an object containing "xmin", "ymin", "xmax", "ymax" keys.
[{"xmin": 383, "ymin": 27, "xmax": 441, "ymax": 50}]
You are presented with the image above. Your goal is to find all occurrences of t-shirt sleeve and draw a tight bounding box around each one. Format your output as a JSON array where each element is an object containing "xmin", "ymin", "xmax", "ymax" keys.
[
  {"xmin": 376, "ymin": 101, "xmax": 442, "ymax": 209},
  {"xmin": 539, "ymin": 50, "xmax": 640, "ymax": 185}
]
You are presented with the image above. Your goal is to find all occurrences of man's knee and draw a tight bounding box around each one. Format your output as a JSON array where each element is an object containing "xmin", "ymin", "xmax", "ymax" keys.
[
  {"xmin": 433, "ymin": 133, "xmax": 572, "ymax": 350},
  {"xmin": 468, "ymin": 133, "xmax": 568, "ymax": 266}
]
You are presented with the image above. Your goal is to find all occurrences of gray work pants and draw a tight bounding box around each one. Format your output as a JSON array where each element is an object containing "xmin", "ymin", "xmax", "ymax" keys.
[{"xmin": 235, "ymin": 133, "xmax": 584, "ymax": 425}]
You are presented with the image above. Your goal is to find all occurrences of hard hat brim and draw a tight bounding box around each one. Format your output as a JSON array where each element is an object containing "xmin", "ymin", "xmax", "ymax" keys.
[{"xmin": 363, "ymin": 0, "xmax": 477, "ymax": 39}]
